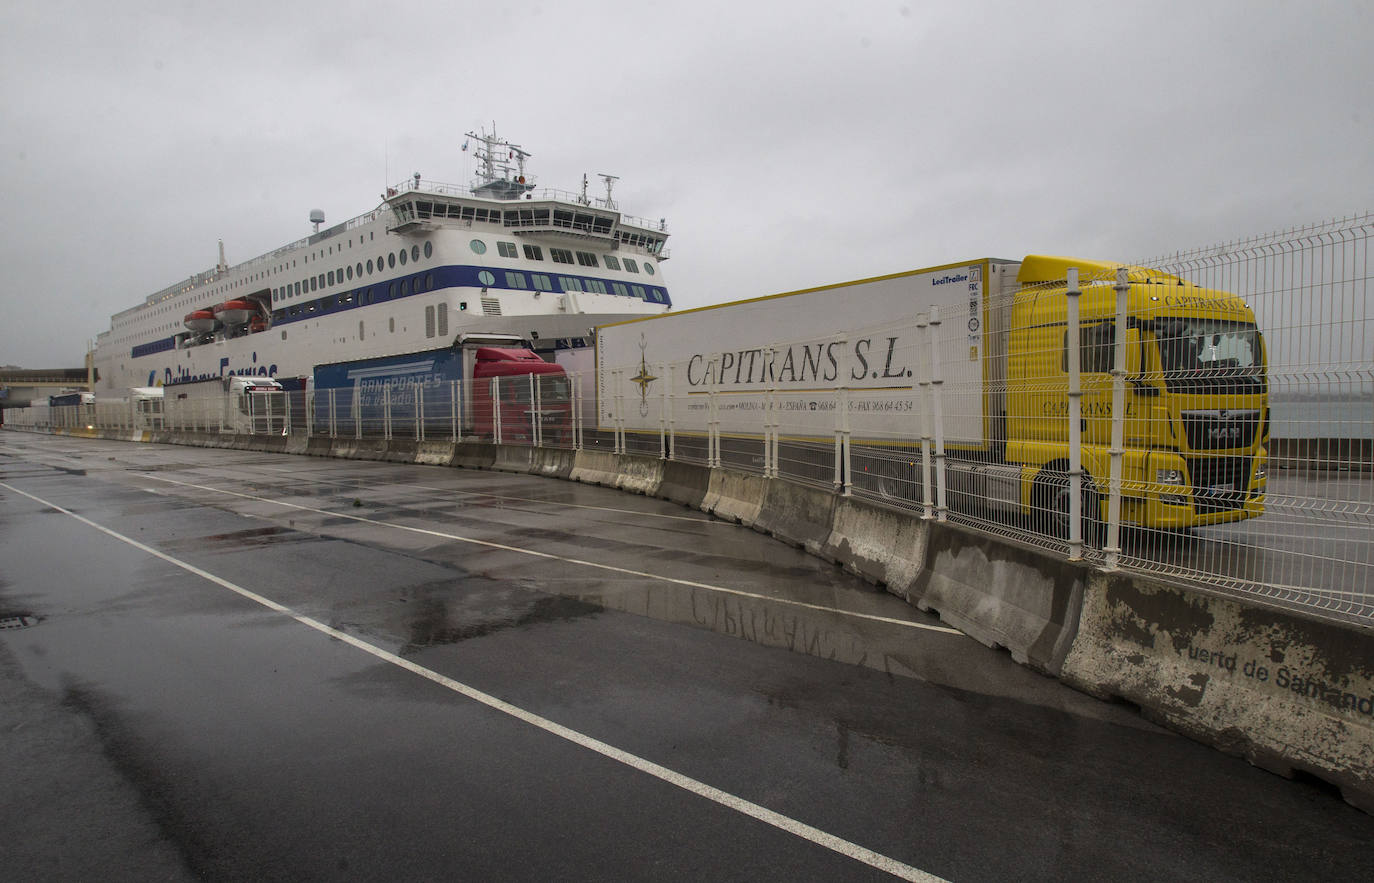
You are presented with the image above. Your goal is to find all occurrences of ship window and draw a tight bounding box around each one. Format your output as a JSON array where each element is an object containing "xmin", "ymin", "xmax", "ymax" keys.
[
  {"xmin": 653, "ymin": 288, "xmax": 665, "ymax": 302},
  {"xmin": 551, "ymin": 248, "xmax": 573, "ymax": 264},
  {"xmin": 505, "ymin": 271, "xmax": 527, "ymax": 289},
  {"xmin": 558, "ymin": 277, "xmax": 583, "ymax": 292},
  {"xmin": 310, "ymin": 277, "xmax": 317, "ymax": 292},
  {"xmin": 532, "ymin": 273, "xmax": 552, "ymax": 290},
  {"xmin": 411, "ymin": 245, "xmax": 420, "ymax": 262},
  {"xmin": 426, "ymin": 272, "xmax": 434, "ymax": 289},
  {"xmin": 576, "ymin": 251, "xmax": 598, "ymax": 267},
  {"xmin": 317, "ymin": 273, "xmax": 325, "ymax": 288},
  {"xmin": 346, "ymin": 265, "xmax": 353, "ymax": 281},
  {"xmin": 470, "ymin": 239, "xmax": 487, "ymax": 255},
  {"xmin": 424, "ymin": 241, "xmax": 433, "ymax": 259},
  {"xmin": 367, "ymin": 258, "xmax": 374, "ymax": 274},
  {"xmin": 389, "ymin": 317, "xmax": 395, "ymax": 333},
  {"xmin": 604, "ymin": 255, "xmax": 621, "ymax": 270},
  {"xmin": 632, "ymin": 285, "xmax": 647, "ymax": 300},
  {"xmin": 356, "ymin": 262, "xmax": 363, "ymax": 277},
  {"xmin": 401, "ymin": 278, "xmax": 411, "ymax": 296},
  {"xmin": 478, "ymin": 270, "xmax": 496, "ymax": 287},
  {"xmin": 282, "ymin": 331, "xmax": 287, "ymax": 340},
  {"xmin": 437, "ymin": 302, "xmax": 448, "ymax": 337},
  {"xmin": 613, "ymin": 282, "xmax": 629, "ymax": 297},
  {"xmin": 425, "ymin": 305, "xmax": 436, "ymax": 338},
  {"xmin": 624, "ymin": 259, "xmax": 640, "ymax": 274},
  {"xmin": 328, "ymin": 270, "xmax": 335, "ymax": 286},
  {"xmin": 586, "ymin": 280, "xmax": 607, "ymax": 294},
  {"xmin": 523, "ymin": 244, "xmax": 543, "ymax": 261},
  {"xmin": 389, "ymin": 282, "xmax": 399, "ymax": 299},
  {"xmin": 399, "ymin": 249, "xmax": 407, "ymax": 266},
  {"xmin": 645, "ymin": 263, "xmax": 655, "ymax": 276},
  {"xmin": 388, "ymin": 252, "xmax": 396, "ymax": 269},
  {"xmin": 498, "ymin": 241, "xmax": 518, "ymax": 258},
  {"xmin": 359, "ymin": 321, "xmax": 365, "ymax": 340}
]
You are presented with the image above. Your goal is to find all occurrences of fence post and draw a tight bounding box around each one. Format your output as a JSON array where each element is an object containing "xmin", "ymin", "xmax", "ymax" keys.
[
  {"xmin": 916, "ymin": 312, "xmax": 935, "ymax": 520},
  {"xmin": 571, "ymin": 373, "xmax": 581, "ymax": 451},
  {"xmin": 708, "ymin": 360, "xmax": 721, "ymax": 468},
  {"xmin": 658, "ymin": 362, "xmax": 667, "ymax": 460},
  {"xmin": 929, "ymin": 306, "xmax": 947, "ymax": 521},
  {"xmin": 530, "ymin": 373, "xmax": 541, "ymax": 448},
  {"xmin": 354, "ymin": 387, "xmax": 361, "ymax": 440},
  {"xmin": 417, "ymin": 385, "xmax": 424, "ymax": 441},
  {"xmin": 1104, "ymin": 267, "xmax": 1129, "ymax": 569},
  {"xmin": 451, "ymin": 379, "xmax": 458, "ymax": 443},
  {"xmin": 764, "ymin": 347, "xmax": 776, "ymax": 478},
  {"xmin": 1066, "ymin": 268, "xmax": 1085, "ymax": 560},
  {"xmin": 666, "ymin": 364, "xmax": 676, "ymax": 461},
  {"xmin": 492, "ymin": 377, "xmax": 502, "ymax": 445},
  {"xmin": 383, "ymin": 385, "xmax": 392, "ymax": 440}
]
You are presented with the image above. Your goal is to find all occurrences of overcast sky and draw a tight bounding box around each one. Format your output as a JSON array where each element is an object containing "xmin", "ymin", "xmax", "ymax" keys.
[{"xmin": 1, "ymin": 0, "xmax": 1370, "ymax": 368}]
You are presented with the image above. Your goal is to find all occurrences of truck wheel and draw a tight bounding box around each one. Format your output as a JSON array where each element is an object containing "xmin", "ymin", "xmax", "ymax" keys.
[{"xmin": 1038, "ymin": 470, "xmax": 1102, "ymax": 548}]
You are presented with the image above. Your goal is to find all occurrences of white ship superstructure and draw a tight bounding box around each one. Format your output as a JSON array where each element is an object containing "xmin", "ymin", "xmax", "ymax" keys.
[{"xmin": 92, "ymin": 129, "xmax": 671, "ymax": 390}]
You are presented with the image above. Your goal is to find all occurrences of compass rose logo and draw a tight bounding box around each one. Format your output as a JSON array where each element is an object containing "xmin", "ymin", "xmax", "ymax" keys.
[{"xmin": 630, "ymin": 333, "xmax": 657, "ymax": 417}]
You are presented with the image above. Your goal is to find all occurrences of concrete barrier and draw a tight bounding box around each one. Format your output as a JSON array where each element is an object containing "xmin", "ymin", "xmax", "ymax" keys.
[
  {"xmin": 570, "ymin": 450, "xmax": 621, "ymax": 487},
  {"xmin": 702, "ymin": 469, "xmax": 768, "ymax": 528},
  {"xmin": 492, "ymin": 445, "xmax": 534, "ymax": 473},
  {"xmin": 380, "ymin": 438, "xmax": 418, "ymax": 463},
  {"xmin": 656, "ymin": 460, "xmax": 711, "ymax": 509},
  {"xmin": 615, "ymin": 456, "xmax": 663, "ymax": 496},
  {"xmin": 908, "ymin": 523, "xmax": 1087, "ymax": 677},
  {"xmin": 451, "ymin": 442, "xmax": 496, "ymax": 470},
  {"xmin": 529, "ymin": 447, "xmax": 575, "ymax": 480},
  {"xmin": 415, "ymin": 441, "xmax": 457, "ymax": 466},
  {"xmin": 755, "ymin": 480, "xmax": 837, "ymax": 556},
  {"xmin": 822, "ymin": 496, "xmax": 929, "ymax": 598},
  {"xmin": 1061, "ymin": 574, "xmax": 1374, "ymax": 812}
]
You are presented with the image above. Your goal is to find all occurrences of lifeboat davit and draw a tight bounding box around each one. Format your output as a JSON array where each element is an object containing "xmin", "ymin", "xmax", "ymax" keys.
[
  {"xmin": 214, "ymin": 299, "xmax": 256, "ymax": 326},
  {"xmin": 184, "ymin": 309, "xmax": 217, "ymax": 333}
]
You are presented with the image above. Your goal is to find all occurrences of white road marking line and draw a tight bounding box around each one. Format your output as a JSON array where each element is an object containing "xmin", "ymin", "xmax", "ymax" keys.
[
  {"xmin": 0, "ymin": 479, "xmax": 946, "ymax": 883},
  {"xmin": 141, "ymin": 473, "xmax": 963, "ymax": 636},
  {"xmin": 249, "ymin": 463, "xmax": 733, "ymax": 526}
]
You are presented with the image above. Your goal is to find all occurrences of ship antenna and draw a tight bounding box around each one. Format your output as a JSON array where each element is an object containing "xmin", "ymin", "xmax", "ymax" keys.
[
  {"xmin": 579, "ymin": 174, "xmax": 590, "ymax": 206},
  {"xmin": 599, "ymin": 173, "xmax": 619, "ymax": 210},
  {"xmin": 217, "ymin": 239, "xmax": 228, "ymax": 273}
]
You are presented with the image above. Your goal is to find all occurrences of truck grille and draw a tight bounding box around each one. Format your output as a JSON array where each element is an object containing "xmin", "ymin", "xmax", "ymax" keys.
[
  {"xmin": 1186, "ymin": 456, "xmax": 1252, "ymax": 514},
  {"xmin": 1180, "ymin": 409, "xmax": 1260, "ymax": 451}
]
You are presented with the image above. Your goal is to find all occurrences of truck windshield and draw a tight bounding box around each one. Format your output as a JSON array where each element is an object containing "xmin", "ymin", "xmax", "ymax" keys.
[{"xmin": 1153, "ymin": 319, "xmax": 1264, "ymax": 393}]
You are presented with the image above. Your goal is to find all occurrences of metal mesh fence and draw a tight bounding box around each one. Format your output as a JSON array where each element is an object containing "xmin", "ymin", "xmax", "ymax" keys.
[{"xmin": 7, "ymin": 216, "xmax": 1370, "ymax": 625}]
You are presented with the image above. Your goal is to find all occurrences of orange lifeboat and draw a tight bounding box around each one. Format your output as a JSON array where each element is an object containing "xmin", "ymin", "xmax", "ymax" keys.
[
  {"xmin": 214, "ymin": 299, "xmax": 255, "ymax": 326},
  {"xmin": 184, "ymin": 309, "xmax": 217, "ymax": 333}
]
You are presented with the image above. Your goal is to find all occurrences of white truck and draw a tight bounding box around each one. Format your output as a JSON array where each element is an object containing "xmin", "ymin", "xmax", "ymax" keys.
[{"xmin": 164, "ymin": 375, "xmax": 287, "ymax": 434}]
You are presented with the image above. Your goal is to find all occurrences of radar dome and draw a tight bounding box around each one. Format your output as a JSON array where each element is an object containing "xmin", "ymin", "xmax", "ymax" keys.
[{"xmin": 309, "ymin": 209, "xmax": 325, "ymax": 232}]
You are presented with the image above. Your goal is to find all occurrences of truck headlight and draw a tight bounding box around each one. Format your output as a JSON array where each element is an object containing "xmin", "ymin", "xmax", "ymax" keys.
[{"xmin": 1156, "ymin": 468, "xmax": 1188, "ymax": 506}]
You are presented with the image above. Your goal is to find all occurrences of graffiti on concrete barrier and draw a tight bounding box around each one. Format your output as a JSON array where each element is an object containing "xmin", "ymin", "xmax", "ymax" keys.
[{"xmin": 1185, "ymin": 644, "xmax": 1373, "ymax": 716}]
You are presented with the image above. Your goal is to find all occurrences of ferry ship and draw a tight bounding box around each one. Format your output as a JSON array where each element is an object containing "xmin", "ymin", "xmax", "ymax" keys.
[{"xmin": 91, "ymin": 129, "xmax": 672, "ymax": 391}]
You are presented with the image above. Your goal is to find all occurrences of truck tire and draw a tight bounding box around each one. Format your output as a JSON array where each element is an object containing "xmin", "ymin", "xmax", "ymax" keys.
[{"xmin": 1036, "ymin": 468, "xmax": 1102, "ymax": 549}]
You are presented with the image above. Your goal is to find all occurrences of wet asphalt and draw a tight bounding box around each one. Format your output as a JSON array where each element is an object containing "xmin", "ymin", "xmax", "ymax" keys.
[{"xmin": 1, "ymin": 431, "xmax": 1371, "ymax": 881}]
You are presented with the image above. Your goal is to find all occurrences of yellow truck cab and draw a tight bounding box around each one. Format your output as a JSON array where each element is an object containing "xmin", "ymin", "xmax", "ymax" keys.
[{"xmin": 1006, "ymin": 256, "xmax": 1268, "ymax": 530}]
